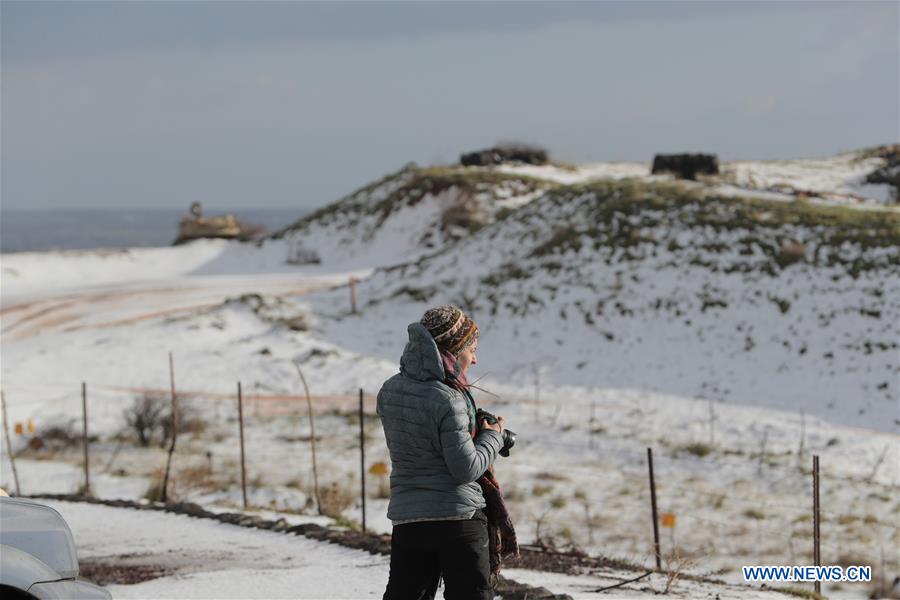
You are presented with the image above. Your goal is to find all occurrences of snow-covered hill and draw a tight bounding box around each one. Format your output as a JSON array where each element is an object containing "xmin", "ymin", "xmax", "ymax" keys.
[
  {"xmin": 314, "ymin": 178, "xmax": 899, "ymax": 432},
  {"xmin": 719, "ymin": 146, "xmax": 898, "ymax": 205},
  {"xmin": 269, "ymin": 164, "xmax": 554, "ymax": 270},
  {"xmin": 494, "ymin": 146, "xmax": 898, "ymax": 205},
  {"xmin": 1, "ymin": 147, "xmax": 897, "ymax": 599}
]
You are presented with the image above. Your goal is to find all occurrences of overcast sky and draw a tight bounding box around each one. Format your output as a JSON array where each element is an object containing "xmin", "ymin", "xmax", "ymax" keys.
[{"xmin": 2, "ymin": 1, "xmax": 897, "ymax": 211}]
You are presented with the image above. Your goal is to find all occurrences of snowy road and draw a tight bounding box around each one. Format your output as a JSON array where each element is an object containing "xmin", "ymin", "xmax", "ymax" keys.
[{"xmin": 47, "ymin": 500, "xmax": 796, "ymax": 599}]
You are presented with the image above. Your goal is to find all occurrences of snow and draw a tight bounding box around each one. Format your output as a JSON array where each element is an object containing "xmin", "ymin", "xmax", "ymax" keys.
[
  {"xmin": 44, "ymin": 500, "xmax": 388, "ymax": 599},
  {"xmin": 43, "ymin": 499, "xmax": 800, "ymax": 599},
  {"xmin": 1, "ymin": 241, "xmax": 230, "ymax": 301},
  {"xmin": 320, "ymin": 183, "xmax": 899, "ymax": 433},
  {"xmin": 497, "ymin": 152, "xmax": 897, "ymax": 206},
  {"xmin": 719, "ymin": 153, "xmax": 896, "ymax": 205},
  {"xmin": 496, "ymin": 162, "xmax": 653, "ymax": 185},
  {"xmin": 1, "ymin": 149, "xmax": 897, "ymax": 600}
]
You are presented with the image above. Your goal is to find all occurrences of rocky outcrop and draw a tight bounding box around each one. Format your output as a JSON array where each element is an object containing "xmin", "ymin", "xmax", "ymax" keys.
[
  {"xmin": 460, "ymin": 144, "xmax": 549, "ymax": 167},
  {"xmin": 651, "ymin": 153, "xmax": 719, "ymax": 180},
  {"xmin": 865, "ymin": 144, "xmax": 900, "ymax": 202}
]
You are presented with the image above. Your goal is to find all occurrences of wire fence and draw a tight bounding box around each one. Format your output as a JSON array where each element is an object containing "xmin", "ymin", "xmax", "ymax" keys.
[{"xmin": 2, "ymin": 374, "xmax": 898, "ymax": 588}]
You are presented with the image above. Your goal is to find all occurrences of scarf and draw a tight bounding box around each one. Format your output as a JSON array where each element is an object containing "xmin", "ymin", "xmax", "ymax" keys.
[{"xmin": 440, "ymin": 348, "xmax": 520, "ymax": 576}]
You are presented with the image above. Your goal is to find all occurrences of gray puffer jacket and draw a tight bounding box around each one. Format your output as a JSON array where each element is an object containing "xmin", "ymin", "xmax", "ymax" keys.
[{"xmin": 377, "ymin": 322, "xmax": 503, "ymax": 522}]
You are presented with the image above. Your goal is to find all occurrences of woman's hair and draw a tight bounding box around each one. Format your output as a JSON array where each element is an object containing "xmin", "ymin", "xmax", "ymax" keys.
[{"xmin": 421, "ymin": 305, "xmax": 479, "ymax": 356}]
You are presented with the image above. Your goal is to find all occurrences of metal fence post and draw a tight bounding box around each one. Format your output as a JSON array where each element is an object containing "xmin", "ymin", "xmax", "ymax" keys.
[
  {"xmin": 238, "ymin": 382, "xmax": 248, "ymax": 509},
  {"xmin": 1, "ymin": 391, "xmax": 21, "ymax": 495},
  {"xmin": 359, "ymin": 388, "xmax": 366, "ymax": 532},
  {"xmin": 813, "ymin": 454, "xmax": 821, "ymax": 596},
  {"xmin": 81, "ymin": 382, "xmax": 91, "ymax": 495},
  {"xmin": 647, "ymin": 447, "xmax": 661, "ymax": 570}
]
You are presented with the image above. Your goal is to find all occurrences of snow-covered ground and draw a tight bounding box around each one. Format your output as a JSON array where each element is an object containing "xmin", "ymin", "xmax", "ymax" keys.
[
  {"xmin": 1, "ymin": 151, "xmax": 897, "ymax": 599},
  {"xmin": 720, "ymin": 153, "xmax": 895, "ymax": 204},
  {"xmin": 45, "ymin": 499, "xmax": 805, "ymax": 599}
]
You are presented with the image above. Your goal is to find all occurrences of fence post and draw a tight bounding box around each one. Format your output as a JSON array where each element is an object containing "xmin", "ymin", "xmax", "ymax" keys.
[
  {"xmin": 161, "ymin": 352, "xmax": 178, "ymax": 503},
  {"xmin": 81, "ymin": 382, "xmax": 91, "ymax": 496},
  {"xmin": 647, "ymin": 447, "xmax": 661, "ymax": 570},
  {"xmin": 293, "ymin": 362, "xmax": 322, "ymax": 514},
  {"xmin": 757, "ymin": 428, "xmax": 769, "ymax": 476},
  {"xmin": 589, "ymin": 400, "xmax": 596, "ymax": 450},
  {"xmin": 0, "ymin": 391, "xmax": 21, "ymax": 495},
  {"xmin": 238, "ymin": 382, "xmax": 248, "ymax": 509},
  {"xmin": 868, "ymin": 444, "xmax": 889, "ymax": 483},
  {"xmin": 359, "ymin": 388, "xmax": 366, "ymax": 533},
  {"xmin": 349, "ymin": 277, "xmax": 358, "ymax": 314},
  {"xmin": 813, "ymin": 454, "xmax": 821, "ymax": 596}
]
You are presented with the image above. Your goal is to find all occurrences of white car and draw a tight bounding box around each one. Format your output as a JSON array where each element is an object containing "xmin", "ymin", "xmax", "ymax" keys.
[{"xmin": 0, "ymin": 496, "xmax": 111, "ymax": 599}]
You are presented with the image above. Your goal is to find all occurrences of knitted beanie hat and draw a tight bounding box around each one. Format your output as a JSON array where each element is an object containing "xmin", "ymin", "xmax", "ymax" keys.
[{"xmin": 421, "ymin": 305, "xmax": 479, "ymax": 356}]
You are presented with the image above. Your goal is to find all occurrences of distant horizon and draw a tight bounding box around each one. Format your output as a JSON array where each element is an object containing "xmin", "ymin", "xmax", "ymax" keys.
[
  {"xmin": 4, "ymin": 142, "xmax": 895, "ymax": 213},
  {"xmin": 0, "ymin": 206, "xmax": 310, "ymax": 213},
  {"xmin": 0, "ymin": 206, "xmax": 311, "ymax": 254}
]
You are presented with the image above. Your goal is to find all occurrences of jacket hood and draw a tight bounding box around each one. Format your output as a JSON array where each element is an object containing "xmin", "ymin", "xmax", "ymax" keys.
[{"xmin": 400, "ymin": 323, "xmax": 446, "ymax": 382}]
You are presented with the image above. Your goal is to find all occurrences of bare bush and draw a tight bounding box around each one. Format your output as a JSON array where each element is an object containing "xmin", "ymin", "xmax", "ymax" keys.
[
  {"xmin": 124, "ymin": 394, "xmax": 167, "ymax": 447},
  {"xmin": 26, "ymin": 420, "xmax": 80, "ymax": 454},
  {"xmin": 160, "ymin": 400, "xmax": 205, "ymax": 445},
  {"xmin": 286, "ymin": 237, "xmax": 322, "ymax": 265},
  {"xmin": 662, "ymin": 549, "xmax": 700, "ymax": 595},
  {"xmin": 123, "ymin": 394, "xmax": 204, "ymax": 447},
  {"xmin": 441, "ymin": 199, "xmax": 490, "ymax": 235},
  {"xmin": 319, "ymin": 479, "xmax": 355, "ymax": 517}
]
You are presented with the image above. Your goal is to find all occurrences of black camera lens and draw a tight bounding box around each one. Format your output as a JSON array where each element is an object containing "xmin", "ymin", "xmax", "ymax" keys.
[{"xmin": 500, "ymin": 429, "xmax": 516, "ymax": 457}]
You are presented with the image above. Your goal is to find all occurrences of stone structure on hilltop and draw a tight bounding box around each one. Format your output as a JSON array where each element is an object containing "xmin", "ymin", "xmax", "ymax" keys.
[
  {"xmin": 651, "ymin": 153, "xmax": 720, "ymax": 180},
  {"xmin": 460, "ymin": 144, "xmax": 549, "ymax": 167},
  {"xmin": 173, "ymin": 202, "xmax": 242, "ymax": 245}
]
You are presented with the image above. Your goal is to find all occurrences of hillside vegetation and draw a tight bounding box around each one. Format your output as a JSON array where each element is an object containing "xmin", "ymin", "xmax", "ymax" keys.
[{"xmin": 314, "ymin": 177, "xmax": 898, "ymax": 430}]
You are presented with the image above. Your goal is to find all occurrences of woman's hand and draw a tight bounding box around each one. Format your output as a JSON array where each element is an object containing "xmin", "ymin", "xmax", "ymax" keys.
[{"xmin": 481, "ymin": 415, "xmax": 504, "ymax": 434}]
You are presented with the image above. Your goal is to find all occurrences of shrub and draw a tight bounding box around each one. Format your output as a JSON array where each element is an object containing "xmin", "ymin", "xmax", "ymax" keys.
[
  {"xmin": 144, "ymin": 479, "xmax": 166, "ymax": 503},
  {"xmin": 532, "ymin": 484, "xmax": 553, "ymax": 497},
  {"xmin": 123, "ymin": 394, "xmax": 167, "ymax": 447},
  {"xmin": 680, "ymin": 442, "xmax": 713, "ymax": 457},
  {"xmin": 26, "ymin": 421, "xmax": 80, "ymax": 454},
  {"xmin": 123, "ymin": 393, "xmax": 204, "ymax": 447}
]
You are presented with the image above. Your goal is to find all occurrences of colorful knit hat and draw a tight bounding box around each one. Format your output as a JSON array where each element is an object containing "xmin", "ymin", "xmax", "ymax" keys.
[{"xmin": 421, "ymin": 305, "xmax": 479, "ymax": 356}]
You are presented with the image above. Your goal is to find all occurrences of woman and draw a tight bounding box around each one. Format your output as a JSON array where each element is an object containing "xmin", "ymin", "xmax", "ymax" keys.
[{"xmin": 377, "ymin": 305, "xmax": 517, "ymax": 600}]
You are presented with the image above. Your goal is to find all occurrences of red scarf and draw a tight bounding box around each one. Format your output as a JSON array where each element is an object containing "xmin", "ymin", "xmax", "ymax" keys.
[
  {"xmin": 439, "ymin": 347, "xmax": 519, "ymax": 576},
  {"xmin": 439, "ymin": 348, "xmax": 470, "ymax": 395}
]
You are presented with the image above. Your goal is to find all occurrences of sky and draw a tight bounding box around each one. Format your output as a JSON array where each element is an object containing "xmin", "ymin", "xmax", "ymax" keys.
[{"xmin": 1, "ymin": 1, "xmax": 897, "ymax": 211}]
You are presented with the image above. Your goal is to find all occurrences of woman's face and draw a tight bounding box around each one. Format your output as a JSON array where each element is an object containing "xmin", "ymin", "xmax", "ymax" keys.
[{"xmin": 457, "ymin": 339, "xmax": 478, "ymax": 376}]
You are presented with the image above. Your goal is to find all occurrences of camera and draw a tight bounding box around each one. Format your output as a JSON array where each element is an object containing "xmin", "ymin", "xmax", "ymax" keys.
[{"xmin": 476, "ymin": 408, "xmax": 517, "ymax": 457}]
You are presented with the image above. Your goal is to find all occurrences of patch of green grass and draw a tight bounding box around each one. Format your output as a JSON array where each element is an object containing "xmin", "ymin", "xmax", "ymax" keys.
[
  {"xmin": 532, "ymin": 484, "xmax": 553, "ymax": 497},
  {"xmin": 549, "ymin": 496, "xmax": 567, "ymax": 509},
  {"xmin": 330, "ymin": 514, "xmax": 361, "ymax": 530},
  {"xmin": 524, "ymin": 179, "xmax": 900, "ymax": 275},
  {"xmin": 743, "ymin": 508, "xmax": 766, "ymax": 520}
]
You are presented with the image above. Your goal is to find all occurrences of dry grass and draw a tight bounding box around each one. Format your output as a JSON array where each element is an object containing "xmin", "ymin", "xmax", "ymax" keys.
[
  {"xmin": 319, "ymin": 479, "xmax": 356, "ymax": 517},
  {"xmin": 662, "ymin": 548, "xmax": 701, "ymax": 594}
]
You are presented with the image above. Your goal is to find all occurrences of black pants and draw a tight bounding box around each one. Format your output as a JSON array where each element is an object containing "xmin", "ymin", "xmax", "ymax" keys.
[{"xmin": 383, "ymin": 510, "xmax": 493, "ymax": 600}]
